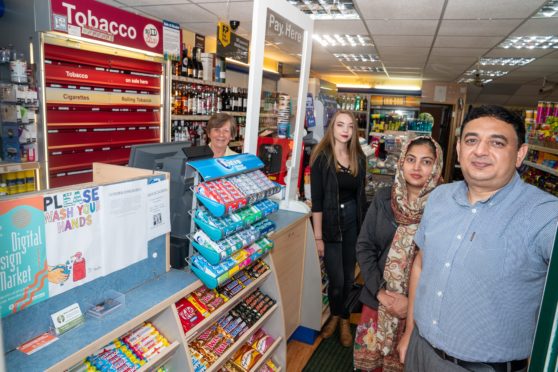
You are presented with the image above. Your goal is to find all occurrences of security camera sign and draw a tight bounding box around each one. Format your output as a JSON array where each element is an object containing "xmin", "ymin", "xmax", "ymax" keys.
[{"xmin": 216, "ymin": 22, "xmax": 249, "ymax": 64}]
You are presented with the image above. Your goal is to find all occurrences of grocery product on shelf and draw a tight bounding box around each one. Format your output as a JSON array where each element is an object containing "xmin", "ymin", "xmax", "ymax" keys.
[{"xmin": 79, "ymin": 322, "xmax": 172, "ymax": 371}]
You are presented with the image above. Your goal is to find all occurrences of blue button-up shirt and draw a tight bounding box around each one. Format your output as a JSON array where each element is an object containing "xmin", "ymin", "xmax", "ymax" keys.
[{"xmin": 414, "ymin": 172, "xmax": 558, "ymax": 362}]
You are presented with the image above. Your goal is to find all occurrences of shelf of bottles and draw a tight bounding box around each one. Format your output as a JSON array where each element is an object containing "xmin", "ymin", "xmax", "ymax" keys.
[{"xmin": 337, "ymin": 93, "xmax": 368, "ymax": 135}]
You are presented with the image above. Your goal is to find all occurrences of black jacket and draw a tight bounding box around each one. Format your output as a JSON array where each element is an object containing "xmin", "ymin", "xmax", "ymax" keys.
[
  {"xmin": 356, "ymin": 187, "xmax": 398, "ymax": 309},
  {"xmin": 310, "ymin": 152, "xmax": 366, "ymax": 242}
]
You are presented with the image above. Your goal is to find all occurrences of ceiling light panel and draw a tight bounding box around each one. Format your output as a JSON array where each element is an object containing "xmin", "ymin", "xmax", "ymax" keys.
[
  {"xmin": 334, "ymin": 53, "xmax": 378, "ymax": 62},
  {"xmin": 465, "ymin": 69, "xmax": 509, "ymax": 77},
  {"xmin": 288, "ymin": 0, "xmax": 359, "ymax": 20},
  {"xmin": 458, "ymin": 77, "xmax": 493, "ymax": 84},
  {"xmin": 499, "ymin": 36, "xmax": 558, "ymax": 49},
  {"xmin": 313, "ymin": 34, "xmax": 373, "ymax": 47},
  {"xmin": 534, "ymin": 0, "xmax": 558, "ymax": 18},
  {"xmin": 348, "ymin": 66, "xmax": 385, "ymax": 73},
  {"xmin": 479, "ymin": 57, "xmax": 535, "ymax": 66}
]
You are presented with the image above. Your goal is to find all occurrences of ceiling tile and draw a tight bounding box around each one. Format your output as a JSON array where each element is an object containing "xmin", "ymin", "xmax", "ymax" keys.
[
  {"xmin": 181, "ymin": 22, "xmax": 223, "ymax": 36},
  {"xmin": 514, "ymin": 63, "xmax": 558, "ymax": 73},
  {"xmin": 484, "ymin": 49, "xmax": 552, "ymax": 58},
  {"xmin": 325, "ymin": 45, "xmax": 378, "ymax": 54},
  {"xmin": 132, "ymin": 4, "xmax": 217, "ymax": 23},
  {"xmin": 314, "ymin": 20, "xmax": 367, "ymax": 35},
  {"xmin": 189, "ymin": 0, "xmax": 250, "ymax": 2},
  {"xmin": 472, "ymin": 93, "xmax": 512, "ymax": 105},
  {"xmin": 383, "ymin": 60, "xmax": 426, "ymax": 68},
  {"xmin": 118, "ymin": 0, "xmax": 191, "ymax": 5},
  {"xmin": 365, "ymin": 20, "xmax": 439, "ymax": 36},
  {"xmin": 378, "ymin": 46, "xmax": 430, "ymax": 57},
  {"xmin": 95, "ymin": 0, "xmax": 126, "ymax": 7},
  {"xmin": 438, "ymin": 20, "xmax": 523, "ymax": 36},
  {"xmin": 433, "ymin": 36, "xmax": 504, "ymax": 48},
  {"xmin": 427, "ymin": 55, "xmax": 478, "ymax": 65},
  {"xmin": 443, "ymin": 0, "xmax": 545, "ymax": 20},
  {"xmin": 514, "ymin": 84, "xmax": 545, "ymax": 95},
  {"xmin": 496, "ymin": 75, "xmax": 539, "ymax": 83},
  {"xmin": 430, "ymin": 47, "xmax": 489, "ymax": 57},
  {"xmin": 504, "ymin": 95, "xmax": 541, "ymax": 106},
  {"xmin": 198, "ymin": 1, "xmax": 254, "ymax": 22},
  {"xmin": 382, "ymin": 55, "xmax": 427, "ymax": 63},
  {"xmin": 355, "ymin": 0, "xmax": 446, "ymax": 20},
  {"xmin": 511, "ymin": 17, "xmax": 558, "ymax": 36},
  {"xmin": 373, "ymin": 35, "xmax": 434, "ymax": 48}
]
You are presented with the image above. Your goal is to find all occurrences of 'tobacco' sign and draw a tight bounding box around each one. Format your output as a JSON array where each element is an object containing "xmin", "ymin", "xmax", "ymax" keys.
[{"xmin": 50, "ymin": 0, "xmax": 163, "ymax": 54}]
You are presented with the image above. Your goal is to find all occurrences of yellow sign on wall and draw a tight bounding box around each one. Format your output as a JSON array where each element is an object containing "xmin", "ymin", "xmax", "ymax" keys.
[{"xmin": 218, "ymin": 22, "xmax": 231, "ymax": 48}]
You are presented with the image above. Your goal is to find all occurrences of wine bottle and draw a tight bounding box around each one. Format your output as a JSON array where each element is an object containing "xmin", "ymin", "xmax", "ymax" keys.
[
  {"xmin": 181, "ymin": 43, "xmax": 188, "ymax": 77},
  {"xmin": 197, "ymin": 49, "xmax": 204, "ymax": 80},
  {"xmin": 187, "ymin": 46, "xmax": 195, "ymax": 78}
]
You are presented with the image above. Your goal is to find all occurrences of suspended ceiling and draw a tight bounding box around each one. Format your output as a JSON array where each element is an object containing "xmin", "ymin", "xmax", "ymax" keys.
[{"xmin": 97, "ymin": 0, "xmax": 558, "ymax": 106}]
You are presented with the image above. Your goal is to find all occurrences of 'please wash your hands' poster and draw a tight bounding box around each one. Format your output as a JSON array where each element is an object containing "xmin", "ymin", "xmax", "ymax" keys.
[{"xmin": 43, "ymin": 187, "xmax": 103, "ymax": 297}]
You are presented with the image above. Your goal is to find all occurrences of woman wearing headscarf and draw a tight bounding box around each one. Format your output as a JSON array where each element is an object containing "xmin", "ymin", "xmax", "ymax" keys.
[{"xmin": 353, "ymin": 136, "xmax": 444, "ymax": 371}]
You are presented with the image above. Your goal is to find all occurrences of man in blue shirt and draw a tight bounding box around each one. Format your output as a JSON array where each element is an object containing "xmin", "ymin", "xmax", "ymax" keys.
[{"xmin": 399, "ymin": 105, "xmax": 558, "ymax": 372}]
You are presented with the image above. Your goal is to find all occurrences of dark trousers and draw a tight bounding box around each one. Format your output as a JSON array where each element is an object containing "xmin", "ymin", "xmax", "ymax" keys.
[
  {"xmin": 404, "ymin": 327, "xmax": 528, "ymax": 372},
  {"xmin": 323, "ymin": 199, "xmax": 358, "ymax": 319}
]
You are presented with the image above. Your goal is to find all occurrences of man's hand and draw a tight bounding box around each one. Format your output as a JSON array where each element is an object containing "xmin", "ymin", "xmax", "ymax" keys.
[{"xmin": 383, "ymin": 291, "xmax": 408, "ymax": 318}]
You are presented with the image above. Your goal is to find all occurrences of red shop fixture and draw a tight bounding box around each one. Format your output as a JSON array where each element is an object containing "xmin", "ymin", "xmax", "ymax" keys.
[{"xmin": 44, "ymin": 44, "xmax": 163, "ymax": 188}]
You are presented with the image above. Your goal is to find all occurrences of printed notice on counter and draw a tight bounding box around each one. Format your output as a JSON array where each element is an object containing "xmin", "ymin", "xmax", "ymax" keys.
[
  {"xmin": 17, "ymin": 332, "xmax": 58, "ymax": 355},
  {"xmin": 100, "ymin": 179, "xmax": 148, "ymax": 274},
  {"xmin": 44, "ymin": 187, "xmax": 104, "ymax": 297},
  {"xmin": 50, "ymin": 302, "xmax": 84, "ymax": 335},
  {"xmin": 146, "ymin": 178, "xmax": 170, "ymax": 240}
]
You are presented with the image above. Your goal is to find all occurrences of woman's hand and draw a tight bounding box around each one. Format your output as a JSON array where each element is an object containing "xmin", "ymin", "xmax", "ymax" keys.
[
  {"xmin": 316, "ymin": 239, "xmax": 325, "ymax": 257},
  {"xmin": 398, "ymin": 328, "xmax": 412, "ymax": 363},
  {"xmin": 383, "ymin": 291, "xmax": 408, "ymax": 318}
]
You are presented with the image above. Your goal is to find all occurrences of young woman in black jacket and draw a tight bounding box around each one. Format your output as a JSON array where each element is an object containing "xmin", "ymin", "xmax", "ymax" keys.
[
  {"xmin": 353, "ymin": 136, "xmax": 443, "ymax": 371},
  {"xmin": 310, "ymin": 110, "xmax": 366, "ymax": 347}
]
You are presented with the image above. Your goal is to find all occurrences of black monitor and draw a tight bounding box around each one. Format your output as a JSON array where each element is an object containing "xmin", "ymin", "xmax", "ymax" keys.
[
  {"xmin": 128, "ymin": 141, "xmax": 192, "ymax": 171},
  {"xmin": 128, "ymin": 142, "xmax": 214, "ymax": 268}
]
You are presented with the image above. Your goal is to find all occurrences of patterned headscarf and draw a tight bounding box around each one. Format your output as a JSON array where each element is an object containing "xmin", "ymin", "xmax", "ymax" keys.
[{"xmin": 376, "ymin": 136, "xmax": 443, "ymax": 369}]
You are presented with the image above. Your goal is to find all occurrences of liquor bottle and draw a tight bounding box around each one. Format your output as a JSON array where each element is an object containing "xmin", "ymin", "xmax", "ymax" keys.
[
  {"xmin": 224, "ymin": 88, "xmax": 232, "ymax": 111},
  {"xmin": 362, "ymin": 96, "xmax": 368, "ymax": 112},
  {"xmin": 242, "ymin": 89, "xmax": 248, "ymax": 112},
  {"xmin": 196, "ymin": 48, "xmax": 204, "ymax": 80},
  {"xmin": 192, "ymin": 47, "xmax": 199, "ymax": 79},
  {"xmin": 217, "ymin": 88, "xmax": 223, "ymax": 112},
  {"xmin": 187, "ymin": 46, "xmax": 195, "ymax": 78},
  {"xmin": 181, "ymin": 43, "xmax": 189, "ymax": 77},
  {"xmin": 181, "ymin": 83, "xmax": 188, "ymax": 115},
  {"xmin": 230, "ymin": 87, "xmax": 237, "ymax": 112},
  {"xmin": 355, "ymin": 95, "xmax": 361, "ymax": 111},
  {"xmin": 172, "ymin": 83, "xmax": 181, "ymax": 115},
  {"xmin": 219, "ymin": 57, "xmax": 226, "ymax": 83}
]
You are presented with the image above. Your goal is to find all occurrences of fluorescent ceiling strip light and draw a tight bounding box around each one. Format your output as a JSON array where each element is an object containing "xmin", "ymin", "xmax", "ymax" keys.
[
  {"xmin": 479, "ymin": 57, "xmax": 535, "ymax": 66},
  {"xmin": 499, "ymin": 35, "xmax": 558, "ymax": 49}
]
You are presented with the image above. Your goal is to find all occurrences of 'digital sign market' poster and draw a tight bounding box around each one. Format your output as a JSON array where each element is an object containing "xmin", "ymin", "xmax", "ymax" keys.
[{"xmin": 0, "ymin": 195, "xmax": 48, "ymax": 318}]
